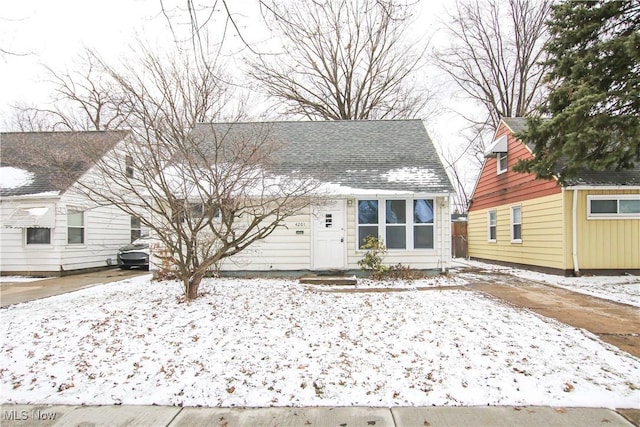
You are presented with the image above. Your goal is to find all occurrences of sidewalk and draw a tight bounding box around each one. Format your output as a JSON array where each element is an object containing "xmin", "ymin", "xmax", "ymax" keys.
[{"xmin": 1, "ymin": 404, "xmax": 637, "ymax": 426}]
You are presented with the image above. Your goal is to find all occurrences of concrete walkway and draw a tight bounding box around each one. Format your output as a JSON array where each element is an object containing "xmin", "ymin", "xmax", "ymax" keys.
[
  {"xmin": 0, "ymin": 268, "xmax": 148, "ymax": 307},
  {"xmin": 1, "ymin": 404, "xmax": 637, "ymax": 426}
]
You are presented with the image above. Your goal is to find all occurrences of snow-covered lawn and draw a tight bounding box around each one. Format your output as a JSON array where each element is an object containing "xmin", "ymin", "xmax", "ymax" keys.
[
  {"xmin": 1, "ymin": 275, "xmax": 638, "ymax": 408},
  {"xmin": 453, "ymin": 259, "xmax": 640, "ymax": 308}
]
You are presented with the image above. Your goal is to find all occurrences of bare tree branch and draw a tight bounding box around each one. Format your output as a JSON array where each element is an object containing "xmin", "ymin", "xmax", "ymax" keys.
[
  {"xmin": 435, "ymin": 0, "xmax": 552, "ymax": 160},
  {"xmin": 247, "ymin": 0, "xmax": 434, "ymax": 120}
]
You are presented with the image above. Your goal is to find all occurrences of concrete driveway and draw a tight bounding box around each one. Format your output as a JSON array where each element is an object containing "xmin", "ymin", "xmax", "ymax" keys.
[
  {"xmin": 460, "ymin": 268, "xmax": 640, "ymax": 358},
  {"xmin": 0, "ymin": 268, "xmax": 149, "ymax": 307}
]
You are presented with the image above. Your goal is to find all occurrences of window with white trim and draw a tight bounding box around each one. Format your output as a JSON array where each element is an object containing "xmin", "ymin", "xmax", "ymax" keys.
[
  {"xmin": 131, "ymin": 216, "xmax": 142, "ymax": 242},
  {"xmin": 357, "ymin": 200, "xmax": 379, "ymax": 248},
  {"xmin": 26, "ymin": 228, "xmax": 51, "ymax": 245},
  {"xmin": 357, "ymin": 198, "xmax": 435, "ymax": 250},
  {"xmin": 67, "ymin": 211, "xmax": 84, "ymax": 244},
  {"xmin": 488, "ymin": 210, "xmax": 497, "ymax": 242},
  {"xmin": 511, "ymin": 205, "xmax": 522, "ymax": 242},
  {"xmin": 588, "ymin": 195, "xmax": 640, "ymax": 219},
  {"xmin": 497, "ymin": 152, "xmax": 508, "ymax": 174},
  {"xmin": 125, "ymin": 155, "xmax": 135, "ymax": 178},
  {"xmin": 413, "ymin": 200, "xmax": 434, "ymax": 249},
  {"xmin": 386, "ymin": 200, "xmax": 406, "ymax": 249}
]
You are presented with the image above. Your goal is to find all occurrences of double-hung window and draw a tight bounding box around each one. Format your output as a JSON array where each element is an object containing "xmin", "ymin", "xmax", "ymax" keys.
[
  {"xmin": 131, "ymin": 216, "xmax": 142, "ymax": 242},
  {"xmin": 357, "ymin": 198, "xmax": 435, "ymax": 250},
  {"xmin": 414, "ymin": 199, "xmax": 434, "ymax": 248},
  {"xmin": 67, "ymin": 211, "xmax": 85, "ymax": 244},
  {"xmin": 385, "ymin": 200, "xmax": 406, "ymax": 249},
  {"xmin": 357, "ymin": 200, "xmax": 379, "ymax": 248},
  {"xmin": 511, "ymin": 206, "xmax": 522, "ymax": 242},
  {"xmin": 488, "ymin": 210, "xmax": 497, "ymax": 242}
]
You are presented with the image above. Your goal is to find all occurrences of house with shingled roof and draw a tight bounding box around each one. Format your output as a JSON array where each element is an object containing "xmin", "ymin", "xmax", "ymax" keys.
[
  {"xmin": 0, "ymin": 131, "xmax": 142, "ymax": 275},
  {"xmin": 191, "ymin": 119, "xmax": 456, "ymax": 273},
  {"xmin": 468, "ymin": 117, "xmax": 640, "ymax": 275}
]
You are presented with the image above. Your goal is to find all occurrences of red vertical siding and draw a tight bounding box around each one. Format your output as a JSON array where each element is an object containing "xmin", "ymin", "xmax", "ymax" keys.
[{"xmin": 469, "ymin": 122, "xmax": 561, "ymax": 212}]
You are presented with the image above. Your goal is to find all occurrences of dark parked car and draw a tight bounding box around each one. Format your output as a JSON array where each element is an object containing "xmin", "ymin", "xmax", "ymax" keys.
[{"xmin": 117, "ymin": 237, "xmax": 150, "ymax": 270}]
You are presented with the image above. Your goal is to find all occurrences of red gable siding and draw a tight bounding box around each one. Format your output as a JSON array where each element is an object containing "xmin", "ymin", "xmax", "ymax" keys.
[{"xmin": 469, "ymin": 122, "xmax": 561, "ymax": 212}]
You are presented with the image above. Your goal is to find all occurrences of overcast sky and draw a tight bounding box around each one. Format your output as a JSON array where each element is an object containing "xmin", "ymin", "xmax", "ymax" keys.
[{"xmin": 0, "ymin": 0, "xmax": 479, "ymax": 203}]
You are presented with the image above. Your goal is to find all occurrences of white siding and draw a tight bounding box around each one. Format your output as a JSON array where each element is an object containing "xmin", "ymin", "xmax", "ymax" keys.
[
  {"xmin": 1, "ymin": 198, "xmax": 63, "ymax": 273},
  {"xmin": 1, "ymin": 195, "xmax": 135, "ymax": 274},
  {"xmin": 219, "ymin": 210, "xmax": 312, "ymax": 271},
  {"xmin": 216, "ymin": 196, "xmax": 453, "ymax": 273}
]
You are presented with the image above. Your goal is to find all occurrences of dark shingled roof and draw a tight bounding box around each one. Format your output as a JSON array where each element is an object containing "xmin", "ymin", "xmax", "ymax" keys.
[
  {"xmin": 193, "ymin": 120, "xmax": 455, "ymax": 193},
  {"xmin": 502, "ymin": 117, "xmax": 528, "ymax": 135},
  {"xmin": 500, "ymin": 117, "xmax": 640, "ymax": 187},
  {"xmin": 0, "ymin": 131, "xmax": 128, "ymax": 197}
]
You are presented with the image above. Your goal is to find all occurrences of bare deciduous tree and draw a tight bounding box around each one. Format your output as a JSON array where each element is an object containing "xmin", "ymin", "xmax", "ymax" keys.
[
  {"xmin": 61, "ymin": 45, "xmax": 320, "ymax": 301},
  {"xmin": 247, "ymin": 0, "xmax": 433, "ymax": 120},
  {"xmin": 436, "ymin": 0, "xmax": 552, "ymax": 160},
  {"xmin": 9, "ymin": 53, "xmax": 129, "ymax": 131}
]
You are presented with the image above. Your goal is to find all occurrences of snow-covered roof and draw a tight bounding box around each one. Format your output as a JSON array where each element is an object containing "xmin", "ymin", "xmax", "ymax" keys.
[
  {"xmin": 193, "ymin": 120, "xmax": 455, "ymax": 194},
  {"xmin": 0, "ymin": 131, "xmax": 128, "ymax": 197}
]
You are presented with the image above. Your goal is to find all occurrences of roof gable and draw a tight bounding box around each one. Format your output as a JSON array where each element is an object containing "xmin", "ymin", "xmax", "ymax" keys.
[
  {"xmin": 499, "ymin": 117, "xmax": 640, "ymax": 187},
  {"xmin": 193, "ymin": 120, "xmax": 455, "ymax": 194},
  {"xmin": 0, "ymin": 131, "xmax": 128, "ymax": 197}
]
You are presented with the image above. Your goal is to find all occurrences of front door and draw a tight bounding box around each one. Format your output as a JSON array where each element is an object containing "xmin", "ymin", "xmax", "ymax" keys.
[{"xmin": 313, "ymin": 200, "xmax": 346, "ymax": 270}]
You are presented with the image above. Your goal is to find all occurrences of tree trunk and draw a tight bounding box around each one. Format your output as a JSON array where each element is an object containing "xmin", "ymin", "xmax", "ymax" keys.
[{"xmin": 186, "ymin": 274, "xmax": 203, "ymax": 300}]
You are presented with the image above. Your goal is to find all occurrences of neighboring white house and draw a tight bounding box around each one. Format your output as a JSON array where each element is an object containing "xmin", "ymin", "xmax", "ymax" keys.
[
  {"xmin": 0, "ymin": 131, "xmax": 140, "ymax": 275},
  {"xmin": 192, "ymin": 120, "xmax": 456, "ymax": 274}
]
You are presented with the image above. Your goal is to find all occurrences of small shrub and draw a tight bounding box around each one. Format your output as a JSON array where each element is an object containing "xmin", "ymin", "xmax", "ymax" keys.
[
  {"xmin": 357, "ymin": 236, "xmax": 389, "ymax": 280},
  {"xmin": 385, "ymin": 263, "xmax": 417, "ymax": 281}
]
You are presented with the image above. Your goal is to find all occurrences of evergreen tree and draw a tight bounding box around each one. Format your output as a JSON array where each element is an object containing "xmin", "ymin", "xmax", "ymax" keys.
[{"xmin": 514, "ymin": 1, "xmax": 640, "ymax": 183}]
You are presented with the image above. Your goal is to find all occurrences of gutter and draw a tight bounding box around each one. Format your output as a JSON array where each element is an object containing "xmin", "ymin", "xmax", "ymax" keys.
[{"xmin": 572, "ymin": 189, "xmax": 580, "ymax": 276}]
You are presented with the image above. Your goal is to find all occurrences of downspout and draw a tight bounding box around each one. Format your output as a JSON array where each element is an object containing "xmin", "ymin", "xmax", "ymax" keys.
[
  {"xmin": 572, "ymin": 189, "xmax": 580, "ymax": 276},
  {"xmin": 440, "ymin": 195, "xmax": 448, "ymax": 274}
]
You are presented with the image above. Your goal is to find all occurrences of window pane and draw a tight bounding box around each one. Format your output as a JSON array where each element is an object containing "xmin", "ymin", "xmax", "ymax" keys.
[
  {"xmin": 513, "ymin": 224, "xmax": 522, "ymax": 240},
  {"xmin": 358, "ymin": 225, "xmax": 378, "ymax": 248},
  {"xmin": 489, "ymin": 210, "xmax": 496, "ymax": 225},
  {"xmin": 131, "ymin": 229, "xmax": 141, "ymax": 242},
  {"xmin": 414, "ymin": 200, "xmax": 434, "ymax": 224},
  {"xmin": 620, "ymin": 199, "xmax": 640, "ymax": 214},
  {"xmin": 68, "ymin": 211, "xmax": 83, "ymax": 227},
  {"xmin": 414, "ymin": 226, "xmax": 434, "ymax": 249},
  {"xmin": 385, "ymin": 200, "xmax": 406, "ymax": 224},
  {"xmin": 498, "ymin": 153, "xmax": 508, "ymax": 172},
  {"xmin": 358, "ymin": 200, "xmax": 378, "ymax": 224},
  {"xmin": 591, "ymin": 200, "xmax": 617, "ymax": 214},
  {"xmin": 489, "ymin": 226, "xmax": 496, "ymax": 241},
  {"xmin": 131, "ymin": 216, "xmax": 141, "ymax": 228},
  {"xmin": 189, "ymin": 203, "xmax": 204, "ymax": 217},
  {"xmin": 68, "ymin": 228, "xmax": 84, "ymax": 244},
  {"xmin": 27, "ymin": 228, "xmax": 51, "ymax": 244},
  {"xmin": 512, "ymin": 206, "xmax": 521, "ymax": 223},
  {"xmin": 386, "ymin": 226, "xmax": 406, "ymax": 249}
]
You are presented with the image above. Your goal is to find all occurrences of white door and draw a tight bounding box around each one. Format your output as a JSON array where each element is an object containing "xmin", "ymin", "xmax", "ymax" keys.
[{"xmin": 313, "ymin": 200, "xmax": 346, "ymax": 270}]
